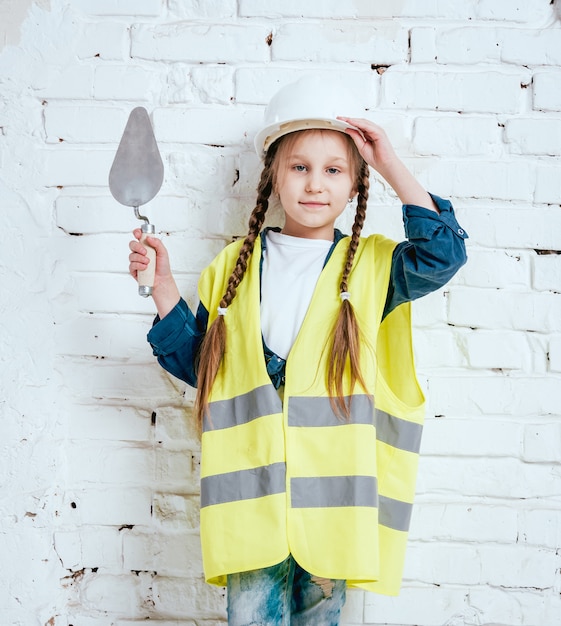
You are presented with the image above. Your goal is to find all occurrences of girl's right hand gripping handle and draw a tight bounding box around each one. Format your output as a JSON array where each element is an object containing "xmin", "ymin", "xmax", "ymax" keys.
[{"xmin": 138, "ymin": 224, "xmax": 156, "ymax": 298}]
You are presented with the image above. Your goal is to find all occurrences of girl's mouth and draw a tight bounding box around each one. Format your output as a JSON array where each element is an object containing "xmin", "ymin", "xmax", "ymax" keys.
[{"xmin": 300, "ymin": 201, "xmax": 327, "ymax": 208}]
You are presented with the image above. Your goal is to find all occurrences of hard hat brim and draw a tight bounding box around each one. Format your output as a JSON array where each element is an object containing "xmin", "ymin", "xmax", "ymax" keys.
[{"xmin": 254, "ymin": 117, "xmax": 356, "ymax": 159}]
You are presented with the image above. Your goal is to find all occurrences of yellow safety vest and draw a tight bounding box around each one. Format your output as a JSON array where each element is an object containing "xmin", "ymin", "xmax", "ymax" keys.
[{"xmin": 198, "ymin": 233, "xmax": 425, "ymax": 596}]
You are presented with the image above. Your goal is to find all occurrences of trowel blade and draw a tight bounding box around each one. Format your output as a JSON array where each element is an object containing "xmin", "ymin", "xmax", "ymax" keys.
[{"xmin": 108, "ymin": 107, "xmax": 164, "ymax": 208}]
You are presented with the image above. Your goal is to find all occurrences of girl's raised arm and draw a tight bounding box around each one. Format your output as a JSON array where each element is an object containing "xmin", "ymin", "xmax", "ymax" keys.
[{"xmin": 338, "ymin": 117, "xmax": 439, "ymax": 213}]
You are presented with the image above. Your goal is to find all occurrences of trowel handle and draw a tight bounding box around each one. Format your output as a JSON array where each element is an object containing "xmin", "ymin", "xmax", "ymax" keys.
[{"xmin": 138, "ymin": 224, "xmax": 156, "ymax": 298}]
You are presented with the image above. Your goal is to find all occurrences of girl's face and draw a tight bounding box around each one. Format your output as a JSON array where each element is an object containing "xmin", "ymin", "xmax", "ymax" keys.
[{"xmin": 273, "ymin": 130, "xmax": 358, "ymax": 240}]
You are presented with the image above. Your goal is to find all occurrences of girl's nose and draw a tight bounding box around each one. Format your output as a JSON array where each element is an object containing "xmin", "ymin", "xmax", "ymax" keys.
[{"xmin": 305, "ymin": 172, "xmax": 324, "ymax": 193}]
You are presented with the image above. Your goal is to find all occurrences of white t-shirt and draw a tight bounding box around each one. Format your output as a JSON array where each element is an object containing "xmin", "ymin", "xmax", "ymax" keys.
[{"xmin": 260, "ymin": 230, "xmax": 332, "ymax": 360}]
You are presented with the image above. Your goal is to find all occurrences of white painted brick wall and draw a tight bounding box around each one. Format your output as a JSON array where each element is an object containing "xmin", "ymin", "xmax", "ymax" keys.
[{"xmin": 1, "ymin": 1, "xmax": 560, "ymax": 625}]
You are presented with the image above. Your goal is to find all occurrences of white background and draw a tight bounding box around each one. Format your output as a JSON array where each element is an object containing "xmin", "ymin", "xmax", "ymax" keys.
[{"xmin": 1, "ymin": 1, "xmax": 560, "ymax": 624}]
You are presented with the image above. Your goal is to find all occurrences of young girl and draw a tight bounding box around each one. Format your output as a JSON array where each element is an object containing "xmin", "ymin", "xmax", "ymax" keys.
[{"xmin": 128, "ymin": 77, "xmax": 467, "ymax": 626}]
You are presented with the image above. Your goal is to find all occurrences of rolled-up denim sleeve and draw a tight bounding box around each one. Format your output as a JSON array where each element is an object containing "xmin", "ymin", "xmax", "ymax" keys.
[
  {"xmin": 147, "ymin": 298, "xmax": 208, "ymax": 387},
  {"xmin": 384, "ymin": 193, "xmax": 468, "ymax": 317}
]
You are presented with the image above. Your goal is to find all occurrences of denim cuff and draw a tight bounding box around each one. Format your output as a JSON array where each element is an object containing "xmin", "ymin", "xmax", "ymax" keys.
[
  {"xmin": 403, "ymin": 193, "xmax": 468, "ymax": 241},
  {"xmin": 147, "ymin": 298, "xmax": 196, "ymax": 356}
]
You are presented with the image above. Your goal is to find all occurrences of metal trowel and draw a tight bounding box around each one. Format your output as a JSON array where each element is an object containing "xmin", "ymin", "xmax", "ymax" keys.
[{"xmin": 109, "ymin": 107, "xmax": 164, "ymax": 297}]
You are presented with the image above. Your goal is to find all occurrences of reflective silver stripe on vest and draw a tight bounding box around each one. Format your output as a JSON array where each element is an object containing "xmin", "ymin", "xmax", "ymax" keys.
[
  {"xmin": 204, "ymin": 384, "xmax": 282, "ymax": 432},
  {"xmin": 288, "ymin": 395, "xmax": 375, "ymax": 427},
  {"xmin": 291, "ymin": 476, "xmax": 378, "ymax": 509},
  {"xmin": 375, "ymin": 409, "xmax": 423, "ymax": 454},
  {"xmin": 287, "ymin": 396, "xmax": 422, "ymax": 455},
  {"xmin": 379, "ymin": 494, "xmax": 413, "ymax": 532},
  {"xmin": 201, "ymin": 462, "xmax": 286, "ymax": 508}
]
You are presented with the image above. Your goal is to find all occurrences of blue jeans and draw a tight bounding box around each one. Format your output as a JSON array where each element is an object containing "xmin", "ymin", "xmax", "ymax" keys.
[{"xmin": 227, "ymin": 555, "xmax": 346, "ymax": 625}]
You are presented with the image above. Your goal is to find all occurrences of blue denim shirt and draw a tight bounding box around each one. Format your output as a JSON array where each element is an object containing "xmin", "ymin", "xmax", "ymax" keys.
[{"xmin": 148, "ymin": 194, "xmax": 468, "ymax": 388}]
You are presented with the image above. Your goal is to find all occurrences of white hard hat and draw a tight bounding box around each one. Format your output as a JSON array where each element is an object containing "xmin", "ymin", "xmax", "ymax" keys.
[{"xmin": 254, "ymin": 75, "xmax": 363, "ymax": 159}]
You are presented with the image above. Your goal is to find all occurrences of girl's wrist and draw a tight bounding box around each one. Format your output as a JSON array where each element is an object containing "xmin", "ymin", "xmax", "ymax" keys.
[{"xmin": 153, "ymin": 277, "xmax": 181, "ymax": 319}]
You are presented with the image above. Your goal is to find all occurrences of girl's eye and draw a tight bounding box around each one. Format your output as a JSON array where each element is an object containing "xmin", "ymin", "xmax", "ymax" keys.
[
  {"xmin": 326, "ymin": 167, "xmax": 340, "ymax": 175},
  {"xmin": 293, "ymin": 164, "xmax": 307, "ymax": 172}
]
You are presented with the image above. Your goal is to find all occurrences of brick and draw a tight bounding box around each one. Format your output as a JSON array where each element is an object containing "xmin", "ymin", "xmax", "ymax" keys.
[
  {"xmin": 425, "ymin": 374, "xmax": 561, "ymax": 418},
  {"xmin": 54, "ymin": 528, "xmax": 122, "ymax": 570},
  {"xmin": 458, "ymin": 207, "xmax": 561, "ymax": 250},
  {"xmin": 154, "ymin": 406, "xmax": 198, "ymax": 444},
  {"xmin": 167, "ymin": 64, "xmax": 237, "ymax": 106},
  {"xmin": 434, "ymin": 27, "xmax": 561, "ymax": 65},
  {"xmin": 364, "ymin": 584, "xmax": 471, "ymax": 626},
  {"xmin": 417, "ymin": 159, "xmax": 534, "ymax": 201},
  {"xmin": 155, "ymin": 449, "xmax": 198, "ymax": 492},
  {"xmin": 505, "ymin": 118, "xmax": 561, "ymax": 156},
  {"xmin": 54, "ymin": 356, "xmax": 183, "ymax": 405},
  {"xmin": 535, "ymin": 164, "xmax": 561, "ymax": 204},
  {"xmin": 421, "ymin": 417, "xmax": 521, "ymax": 457},
  {"xmin": 67, "ymin": 405, "xmax": 152, "ymax": 441},
  {"xmin": 410, "ymin": 27, "xmax": 436, "ymax": 63},
  {"xmin": 457, "ymin": 248, "xmax": 531, "ymax": 290},
  {"xmin": 34, "ymin": 65, "xmax": 94, "ymax": 99},
  {"xmin": 521, "ymin": 508, "xmax": 561, "ymax": 549},
  {"xmin": 417, "ymin": 457, "xmax": 561, "ymax": 501},
  {"xmin": 410, "ymin": 502, "xmax": 518, "ymax": 543},
  {"xmin": 167, "ymin": 145, "xmax": 239, "ymax": 196},
  {"xmin": 122, "ymin": 529, "xmax": 202, "ymax": 576},
  {"xmin": 502, "ymin": 29, "xmax": 561, "ymax": 66},
  {"xmin": 413, "ymin": 115, "xmax": 502, "ymax": 156},
  {"xmin": 66, "ymin": 443, "xmax": 155, "ymax": 486},
  {"xmin": 45, "ymin": 106, "xmax": 130, "ymax": 144},
  {"xmin": 93, "ymin": 66, "xmax": 160, "ymax": 101},
  {"xmin": 66, "ymin": 487, "xmax": 153, "ymax": 525},
  {"xmin": 464, "ymin": 330, "xmax": 531, "ymax": 370},
  {"xmin": 73, "ymin": 0, "xmax": 163, "ymax": 16},
  {"xmin": 413, "ymin": 328, "xmax": 468, "ymax": 369},
  {"xmin": 153, "ymin": 106, "xmax": 258, "ymax": 147},
  {"xmin": 41, "ymin": 148, "xmax": 113, "ymax": 187},
  {"xmin": 153, "ymin": 494, "xmax": 200, "ymax": 529},
  {"xmin": 534, "ymin": 71, "xmax": 561, "ymax": 112},
  {"xmin": 382, "ymin": 67, "xmax": 529, "ymax": 114},
  {"xmin": 168, "ymin": 0, "xmax": 235, "ymax": 18},
  {"xmin": 448, "ymin": 286, "xmax": 561, "ymax": 333},
  {"xmin": 190, "ymin": 65, "xmax": 235, "ymax": 105},
  {"xmin": 469, "ymin": 586, "xmax": 561, "ymax": 625},
  {"xmin": 533, "ymin": 252, "xmax": 561, "ymax": 292},
  {"xmin": 475, "ymin": 0, "xmax": 551, "ymax": 22},
  {"xmin": 240, "ymin": 0, "xmax": 550, "ymax": 21},
  {"xmin": 405, "ymin": 543, "xmax": 561, "ymax": 589},
  {"xmin": 54, "ymin": 314, "xmax": 156, "ymax": 362},
  {"xmin": 131, "ymin": 23, "xmax": 271, "ymax": 63},
  {"xmin": 272, "ymin": 23, "xmax": 409, "ymax": 64},
  {"xmin": 75, "ymin": 22, "xmax": 129, "ymax": 60},
  {"xmin": 522, "ymin": 423, "xmax": 561, "ymax": 463},
  {"xmin": 411, "ymin": 288, "xmax": 449, "ymax": 327},
  {"xmin": 80, "ymin": 573, "xmax": 144, "ymax": 615}
]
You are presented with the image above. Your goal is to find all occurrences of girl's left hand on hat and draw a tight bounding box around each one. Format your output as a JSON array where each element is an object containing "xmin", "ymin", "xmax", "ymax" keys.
[{"xmin": 337, "ymin": 117, "xmax": 399, "ymax": 178}]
